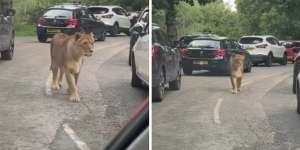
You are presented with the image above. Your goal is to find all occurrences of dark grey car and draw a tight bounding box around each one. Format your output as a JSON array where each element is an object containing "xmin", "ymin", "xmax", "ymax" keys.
[{"xmin": 0, "ymin": 0, "xmax": 15, "ymax": 60}]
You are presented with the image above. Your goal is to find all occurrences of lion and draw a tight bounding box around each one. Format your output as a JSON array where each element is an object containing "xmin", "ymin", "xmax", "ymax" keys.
[
  {"xmin": 50, "ymin": 32, "xmax": 95, "ymax": 102},
  {"xmin": 230, "ymin": 52, "xmax": 245, "ymax": 94}
]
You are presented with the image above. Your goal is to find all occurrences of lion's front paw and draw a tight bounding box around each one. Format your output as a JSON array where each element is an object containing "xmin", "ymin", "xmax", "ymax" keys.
[
  {"xmin": 69, "ymin": 94, "xmax": 80, "ymax": 102},
  {"xmin": 232, "ymin": 89, "xmax": 238, "ymax": 94},
  {"xmin": 51, "ymin": 84, "xmax": 60, "ymax": 91}
]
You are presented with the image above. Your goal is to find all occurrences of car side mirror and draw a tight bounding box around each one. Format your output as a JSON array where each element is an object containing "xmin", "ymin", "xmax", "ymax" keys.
[
  {"xmin": 5, "ymin": 9, "xmax": 15, "ymax": 16},
  {"xmin": 130, "ymin": 23, "xmax": 143, "ymax": 35}
]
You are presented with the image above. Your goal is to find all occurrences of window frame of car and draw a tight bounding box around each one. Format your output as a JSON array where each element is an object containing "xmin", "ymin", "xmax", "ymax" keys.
[
  {"xmin": 113, "ymin": 7, "xmax": 125, "ymax": 16},
  {"xmin": 266, "ymin": 37, "xmax": 277, "ymax": 45}
]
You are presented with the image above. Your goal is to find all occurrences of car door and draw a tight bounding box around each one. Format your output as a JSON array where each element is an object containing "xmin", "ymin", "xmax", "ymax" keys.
[
  {"xmin": 0, "ymin": 12, "xmax": 11, "ymax": 50},
  {"xmin": 79, "ymin": 9, "xmax": 101, "ymax": 35},
  {"xmin": 113, "ymin": 8, "xmax": 130, "ymax": 29},
  {"xmin": 273, "ymin": 37, "xmax": 285, "ymax": 57},
  {"xmin": 119, "ymin": 8, "xmax": 131, "ymax": 29},
  {"xmin": 266, "ymin": 37, "xmax": 278, "ymax": 57},
  {"xmin": 134, "ymin": 33, "xmax": 149, "ymax": 84}
]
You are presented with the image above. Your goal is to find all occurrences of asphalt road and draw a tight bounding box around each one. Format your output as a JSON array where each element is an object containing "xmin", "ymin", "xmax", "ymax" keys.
[
  {"xmin": 153, "ymin": 64, "xmax": 300, "ymax": 150},
  {"xmin": 0, "ymin": 35, "xmax": 147, "ymax": 150}
]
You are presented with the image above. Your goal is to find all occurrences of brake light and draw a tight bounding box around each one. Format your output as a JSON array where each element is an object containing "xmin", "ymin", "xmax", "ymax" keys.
[
  {"xmin": 256, "ymin": 44, "xmax": 268, "ymax": 48},
  {"xmin": 37, "ymin": 17, "xmax": 46, "ymax": 26},
  {"xmin": 152, "ymin": 46, "xmax": 159, "ymax": 61},
  {"xmin": 102, "ymin": 14, "xmax": 114, "ymax": 19},
  {"xmin": 181, "ymin": 48, "xmax": 191, "ymax": 57},
  {"xmin": 68, "ymin": 19, "xmax": 78, "ymax": 28},
  {"xmin": 214, "ymin": 49, "xmax": 225, "ymax": 57}
]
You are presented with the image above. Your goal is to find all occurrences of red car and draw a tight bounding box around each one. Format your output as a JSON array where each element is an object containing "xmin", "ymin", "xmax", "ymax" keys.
[{"xmin": 285, "ymin": 41, "xmax": 300, "ymax": 62}]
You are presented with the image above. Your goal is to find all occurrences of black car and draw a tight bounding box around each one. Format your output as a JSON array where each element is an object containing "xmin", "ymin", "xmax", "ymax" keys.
[
  {"xmin": 293, "ymin": 52, "xmax": 300, "ymax": 113},
  {"xmin": 0, "ymin": 0, "xmax": 15, "ymax": 60},
  {"xmin": 152, "ymin": 25, "xmax": 182, "ymax": 101},
  {"xmin": 36, "ymin": 4, "xmax": 106, "ymax": 43},
  {"xmin": 180, "ymin": 35, "xmax": 252, "ymax": 75}
]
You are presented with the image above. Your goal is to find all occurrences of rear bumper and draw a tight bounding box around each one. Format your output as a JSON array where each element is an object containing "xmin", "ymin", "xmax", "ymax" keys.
[
  {"xmin": 250, "ymin": 54, "xmax": 267, "ymax": 63},
  {"xmin": 182, "ymin": 57, "xmax": 228, "ymax": 71},
  {"xmin": 36, "ymin": 26, "xmax": 77, "ymax": 37}
]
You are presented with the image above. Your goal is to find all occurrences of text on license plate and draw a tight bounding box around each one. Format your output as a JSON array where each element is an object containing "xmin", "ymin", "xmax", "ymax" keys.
[{"xmin": 193, "ymin": 60, "xmax": 208, "ymax": 65}]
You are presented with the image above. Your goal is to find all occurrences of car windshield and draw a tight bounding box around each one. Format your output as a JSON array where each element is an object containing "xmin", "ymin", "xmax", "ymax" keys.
[
  {"xmin": 188, "ymin": 40, "xmax": 220, "ymax": 48},
  {"xmin": 43, "ymin": 9, "xmax": 73, "ymax": 19},
  {"xmin": 88, "ymin": 7, "xmax": 109, "ymax": 14},
  {"xmin": 240, "ymin": 37, "xmax": 263, "ymax": 44}
]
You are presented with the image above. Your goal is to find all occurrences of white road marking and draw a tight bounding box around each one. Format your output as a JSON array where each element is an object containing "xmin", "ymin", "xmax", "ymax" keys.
[
  {"xmin": 45, "ymin": 71, "xmax": 52, "ymax": 96},
  {"xmin": 63, "ymin": 123, "xmax": 91, "ymax": 150},
  {"xmin": 214, "ymin": 98, "xmax": 223, "ymax": 124}
]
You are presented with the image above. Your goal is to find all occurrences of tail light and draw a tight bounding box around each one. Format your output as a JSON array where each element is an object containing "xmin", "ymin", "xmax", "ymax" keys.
[
  {"xmin": 102, "ymin": 14, "xmax": 114, "ymax": 19},
  {"xmin": 181, "ymin": 48, "xmax": 191, "ymax": 57},
  {"xmin": 37, "ymin": 17, "xmax": 46, "ymax": 26},
  {"xmin": 214, "ymin": 49, "xmax": 225, "ymax": 57},
  {"xmin": 67, "ymin": 19, "xmax": 78, "ymax": 28},
  {"xmin": 256, "ymin": 44, "xmax": 268, "ymax": 48},
  {"xmin": 152, "ymin": 46, "xmax": 159, "ymax": 61}
]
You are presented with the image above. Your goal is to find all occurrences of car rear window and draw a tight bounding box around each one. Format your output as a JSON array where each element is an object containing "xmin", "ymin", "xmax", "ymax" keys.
[
  {"xmin": 239, "ymin": 37, "xmax": 263, "ymax": 44},
  {"xmin": 188, "ymin": 40, "xmax": 220, "ymax": 48},
  {"xmin": 88, "ymin": 7, "xmax": 109, "ymax": 14},
  {"xmin": 43, "ymin": 9, "xmax": 73, "ymax": 19}
]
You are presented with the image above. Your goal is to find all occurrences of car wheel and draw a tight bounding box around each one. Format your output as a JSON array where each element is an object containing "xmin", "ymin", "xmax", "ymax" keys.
[
  {"xmin": 221, "ymin": 62, "xmax": 231, "ymax": 75},
  {"xmin": 37, "ymin": 33, "xmax": 47, "ymax": 43},
  {"xmin": 131, "ymin": 54, "xmax": 142, "ymax": 87},
  {"xmin": 99, "ymin": 31, "xmax": 106, "ymax": 41},
  {"xmin": 265, "ymin": 53, "xmax": 272, "ymax": 67},
  {"xmin": 280, "ymin": 53, "xmax": 288, "ymax": 65},
  {"xmin": 153, "ymin": 70, "xmax": 165, "ymax": 102},
  {"xmin": 169, "ymin": 71, "xmax": 181, "ymax": 90},
  {"xmin": 297, "ymin": 81, "xmax": 300, "ymax": 114},
  {"xmin": 183, "ymin": 67, "xmax": 192, "ymax": 75},
  {"xmin": 110, "ymin": 23, "xmax": 119, "ymax": 36},
  {"xmin": 245, "ymin": 59, "xmax": 252, "ymax": 73},
  {"xmin": 1, "ymin": 39, "xmax": 14, "ymax": 60}
]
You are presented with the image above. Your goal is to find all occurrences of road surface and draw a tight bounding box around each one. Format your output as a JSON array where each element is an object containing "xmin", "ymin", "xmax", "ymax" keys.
[
  {"xmin": 0, "ymin": 35, "xmax": 147, "ymax": 150},
  {"xmin": 153, "ymin": 64, "xmax": 300, "ymax": 150}
]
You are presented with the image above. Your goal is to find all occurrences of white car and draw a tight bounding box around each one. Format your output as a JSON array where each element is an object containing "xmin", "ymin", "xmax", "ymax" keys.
[
  {"xmin": 239, "ymin": 35, "xmax": 287, "ymax": 67},
  {"xmin": 88, "ymin": 5, "xmax": 131, "ymax": 36}
]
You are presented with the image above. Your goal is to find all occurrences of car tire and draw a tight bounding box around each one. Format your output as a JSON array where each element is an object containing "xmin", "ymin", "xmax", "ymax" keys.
[
  {"xmin": 37, "ymin": 34, "xmax": 47, "ymax": 43},
  {"xmin": 280, "ymin": 53, "xmax": 288, "ymax": 65},
  {"xmin": 153, "ymin": 70, "xmax": 165, "ymax": 102},
  {"xmin": 245, "ymin": 59, "xmax": 252, "ymax": 73},
  {"xmin": 131, "ymin": 54, "xmax": 142, "ymax": 87},
  {"xmin": 169, "ymin": 72, "xmax": 181, "ymax": 90},
  {"xmin": 265, "ymin": 53, "xmax": 272, "ymax": 67},
  {"xmin": 183, "ymin": 67, "xmax": 192, "ymax": 75},
  {"xmin": 99, "ymin": 31, "xmax": 106, "ymax": 41},
  {"xmin": 1, "ymin": 39, "xmax": 14, "ymax": 60},
  {"xmin": 110, "ymin": 23, "xmax": 119, "ymax": 36},
  {"xmin": 297, "ymin": 81, "xmax": 300, "ymax": 114},
  {"xmin": 221, "ymin": 62, "xmax": 231, "ymax": 75}
]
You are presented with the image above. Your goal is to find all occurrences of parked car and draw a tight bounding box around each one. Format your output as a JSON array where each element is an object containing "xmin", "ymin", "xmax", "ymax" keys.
[
  {"xmin": 128, "ymin": 7, "xmax": 149, "ymax": 65},
  {"xmin": 180, "ymin": 35, "xmax": 252, "ymax": 75},
  {"xmin": 0, "ymin": 0, "xmax": 15, "ymax": 60},
  {"xmin": 88, "ymin": 5, "xmax": 131, "ymax": 36},
  {"xmin": 37, "ymin": 4, "xmax": 106, "ymax": 43},
  {"xmin": 105, "ymin": 99, "xmax": 149, "ymax": 150},
  {"xmin": 284, "ymin": 41, "xmax": 300, "ymax": 63},
  {"xmin": 239, "ymin": 35, "xmax": 287, "ymax": 67},
  {"xmin": 131, "ymin": 19, "xmax": 149, "ymax": 88},
  {"xmin": 152, "ymin": 25, "xmax": 182, "ymax": 101}
]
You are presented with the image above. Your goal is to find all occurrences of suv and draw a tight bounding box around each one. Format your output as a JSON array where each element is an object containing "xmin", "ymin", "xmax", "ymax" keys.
[
  {"xmin": 0, "ymin": 0, "xmax": 15, "ymax": 60},
  {"xmin": 37, "ymin": 4, "xmax": 106, "ymax": 42},
  {"xmin": 88, "ymin": 6, "xmax": 131, "ymax": 36},
  {"xmin": 181, "ymin": 35, "xmax": 252, "ymax": 75},
  {"xmin": 152, "ymin": 25, "xmax": 182, "ymax": 101},
  {"xmin": 239, "ymin": 35, "xmax": 287, "ymax": 67}
]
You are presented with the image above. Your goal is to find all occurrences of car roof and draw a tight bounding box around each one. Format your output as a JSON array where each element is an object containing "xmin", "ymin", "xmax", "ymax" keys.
[
  {"xmin": 88, "ymin": 5, "xmax": 122, "ymax": 9},
  {"xmin": 240, "ymin": 35, "xmax": 275, "ymax": 39},
  {"xmin": 50, "ymin": 4, "xmax": 85, "ymax": 10}
]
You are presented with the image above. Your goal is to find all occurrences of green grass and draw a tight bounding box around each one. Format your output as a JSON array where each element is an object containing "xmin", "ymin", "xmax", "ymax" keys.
[{"xmin": 15, "ymin": 24, "xmax": 36, "ymax": 37}]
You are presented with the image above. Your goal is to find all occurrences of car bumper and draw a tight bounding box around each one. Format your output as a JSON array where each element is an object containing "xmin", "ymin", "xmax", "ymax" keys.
[
  {"xmin": 37, "ymin": 26, "xmax": 77, "ymax": 37},
  {"xmin": 182, "ymin": 57, "xmax": 228, "ymax": 71},
  {"xmin": 250, "ymin": 54, "xmax": 267, "ymax": 63}
]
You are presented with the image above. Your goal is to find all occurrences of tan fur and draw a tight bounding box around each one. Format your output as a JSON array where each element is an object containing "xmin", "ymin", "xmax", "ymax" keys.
[
  {"xmin": 230, "ymin": 53, "xmax": 245, "ymax": 94},
  {"xmin": 50, "ymin": 32, "xmax": 95, "ymax": 102}
]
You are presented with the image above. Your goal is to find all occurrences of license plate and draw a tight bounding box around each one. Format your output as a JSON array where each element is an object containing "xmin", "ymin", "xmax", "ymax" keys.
[
  {"xmin": 193, "ymin": 60, "xmax": 208, "ymax": 65},
  {"xmin": 47, "ymin": 29, "xmax": 61, "ymax": 33}
]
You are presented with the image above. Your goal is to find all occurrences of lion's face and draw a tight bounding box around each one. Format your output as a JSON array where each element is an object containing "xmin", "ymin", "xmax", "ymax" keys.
[{"xmin": 75, "ymin": 33, "xmax": 95, "ymax": 57}]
